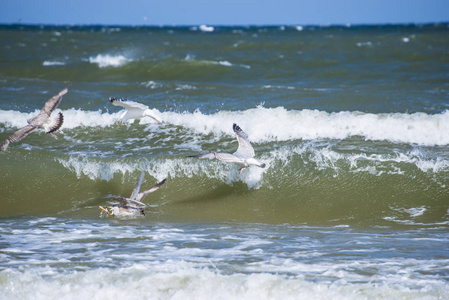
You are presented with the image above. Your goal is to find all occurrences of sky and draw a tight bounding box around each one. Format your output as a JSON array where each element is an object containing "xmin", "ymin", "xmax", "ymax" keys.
[{"xmin": 0, "ymin": 0, "xmax": 448, "ymax": 26}]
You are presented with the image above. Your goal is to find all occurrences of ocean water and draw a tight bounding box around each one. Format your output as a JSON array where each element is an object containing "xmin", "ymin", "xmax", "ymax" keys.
[{"xmin": 1, "ymin": 24, "xmax": 449, "ymax": 299}]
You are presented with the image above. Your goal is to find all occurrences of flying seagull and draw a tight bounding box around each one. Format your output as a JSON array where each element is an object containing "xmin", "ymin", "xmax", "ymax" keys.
[
  {"xmin": 99, "ymin": 170, "xmax": 166, "ymax": 217},
  {"xmin": 189, "ymin": 123, "xmax": 266, "ymax": 173},
  {"xmin": 109, "ymin": 97, "xmax": 162, "ymax": 126},
  {"xmin": 0, "ymin": 88, "xmax": 67, "ymax": 151}
]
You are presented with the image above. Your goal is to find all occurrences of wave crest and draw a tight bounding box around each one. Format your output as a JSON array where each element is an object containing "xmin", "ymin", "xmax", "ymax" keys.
[
  {"xmin": 88, "ymin": 54, "xmax": 132, "ymax": 68},
  {"xmin": 1, "ymin": 106, "xmax": 448, "ymax": 146}
]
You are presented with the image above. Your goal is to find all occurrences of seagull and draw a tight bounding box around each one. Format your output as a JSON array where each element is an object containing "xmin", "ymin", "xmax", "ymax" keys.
[
  {"xmin": 189, "ymin": 123, "xmax": 266, "ymax": 173},
  {"xmin": 99, "ymin": 170, "xmax": 166, "ymax": 217},
  {"xmin": 0, "ymin": 88, "xmax": 67, "ymax": 151},
  {"xmin": 109, "ymin": 97, "xmax": 162, "ymax": 126}
]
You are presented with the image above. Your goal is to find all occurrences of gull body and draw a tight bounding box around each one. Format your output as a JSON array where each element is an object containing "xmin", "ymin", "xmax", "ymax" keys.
[
  {"xmin": 0, "ymin": 88, "xmax": 67, "ymax": 151},
  {"xmin": 189, "ymin": 123, "xmax": 266, "ymax": 173},
  {"xmin": 100, "ymin": 171, "xmax": 166, "ymax": 217},
  {"xmin": 109, "ymin": 97, "xmax": 162, "ymax": 125}
]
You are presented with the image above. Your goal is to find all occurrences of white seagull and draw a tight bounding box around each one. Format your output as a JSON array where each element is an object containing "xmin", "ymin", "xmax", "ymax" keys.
[
  {"xmin": 109, "ymin": 97, "xmax": 162, "ymax": 126},
  {"xmin": 0, "ymin": 88, "xmax": 67, "ymax": 151},
  {"xmin": 189, "ymin": 123, "xmax": 266, "ymax": 173},
  {"xmin": 100, "ymin": 170, "xmax": 166, "ymax": 217}
]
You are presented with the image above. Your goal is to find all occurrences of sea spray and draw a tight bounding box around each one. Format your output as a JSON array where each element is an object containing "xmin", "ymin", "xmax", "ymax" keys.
[{"xmin": 2, "ymin": 107, "xmax": 448, "ymax": 146}]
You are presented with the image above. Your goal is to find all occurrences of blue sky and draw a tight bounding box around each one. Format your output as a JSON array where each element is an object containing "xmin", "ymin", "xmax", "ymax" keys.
[{"xmin": 1, "ymin": 0, "xmax": 448, "ymax": 26}]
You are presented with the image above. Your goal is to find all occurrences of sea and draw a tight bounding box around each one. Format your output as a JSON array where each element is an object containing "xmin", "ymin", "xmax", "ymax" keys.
[{"xmin": 0, "ymin": 23, "xmax": 448, "ymax": 299}]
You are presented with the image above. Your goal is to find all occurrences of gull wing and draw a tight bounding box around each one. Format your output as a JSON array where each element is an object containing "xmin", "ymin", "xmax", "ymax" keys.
[
  {"xmin": 232, "ymin": 123, "xmax": 255, "ymax": 159},
  {"xmin": 110, "ymin": 98, "xmax": 149, "ymax": 111},
  {"xmin": 110, "ymin": 197, "xmax": 146, "ymax": 207},
  {"xmin": 188, "ymin": 152, "xmax": 244, "ymax": 164},
  {"xmin": 40, "ymin": 88, "xmax": 68, "ymax": 116},
  {"xmin": 130, "ymin": 170, "xmax": 146, "ymax": 200},
  {"xmin": 110, "ymin": 197, "xmax": 129, "ymax": 206},
  {"xmin": 214, "ymin": 152, "xmax": 244, "ymax": 164},
  {"xmin": 0, "ymin": 125, "xmax": 37, "ymax": 151},
  {"xmin": 188, "ymin": 152, "xmax": 216, "ymax": 159},
  {"xmin": 44, "ymin": 112, "xmax": 64, "ymax": 133},
  {"xmin": 135, "ymin": 178, "xmax": 166, "ymax": 203}
]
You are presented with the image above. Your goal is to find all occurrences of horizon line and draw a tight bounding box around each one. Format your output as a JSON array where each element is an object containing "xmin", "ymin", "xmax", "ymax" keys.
[{"xmin": 1, "ymin": 21, "xmax": 448, "ymax": 28}]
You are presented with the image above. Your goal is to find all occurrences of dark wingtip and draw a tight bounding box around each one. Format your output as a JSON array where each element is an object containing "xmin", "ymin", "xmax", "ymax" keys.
[
  {"xmin": 233, "ymin": 123, "xmax": 241, "ymax": 132},
  {"xmin": 260, "ymin": 163, "xmax": 266, "ymax": 168},
  {"xmin": 58, "ymin": 112, "xmax": 64, "ymax": 126},
  {"xmin": 109, "ymin": 97, "xmax": 117, "ymax": 103}
]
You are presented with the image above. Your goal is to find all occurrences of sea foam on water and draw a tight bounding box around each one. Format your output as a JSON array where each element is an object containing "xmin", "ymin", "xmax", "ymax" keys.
[{"xmin": 88, "ymin": 54, "xmax": 132, "ymax": 68}]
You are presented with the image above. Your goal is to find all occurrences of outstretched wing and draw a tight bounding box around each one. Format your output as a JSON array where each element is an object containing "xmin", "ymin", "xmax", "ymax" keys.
[
  {"xmin": 214, "ymin": 152, "xmax": 244, "ymax": 164},
  {"xmin": 110, "ymin": 197, "xmax": 129, "ymax": 206},
  {"xmin": 135, "ymin": 178, "xmax": 166, "ymax": 203},
  {"xmin": 41, "ymin": 88, "xmax": 68, "ymax": 116},
  {"xmin": 188, "ymin": 152, "xmax": 216, "ymax": 159},
  {"xmin": 110, "ymin": 98, "xmax": 149, "ymax": 110},
  {"xmin": 0, "ymin": 125, "xmax": 37, "ymax": 151},
  {"xmin": 110, "ymin": 197, "xmax": 146, "ymax": 208},
  {"xmin": 189, "ymin": 152, "xmax": 244, "ymax": 164},
  {"xmin": 232, "ymin": 123, "xmax": 255, "ymax": 159},
  {"xmin": 130, "ymin": 170, "xmax": 146, "ymax": 200},
  {"xmin": 44, "ymin": 112, "xmax": 64, "ymax": 133}
]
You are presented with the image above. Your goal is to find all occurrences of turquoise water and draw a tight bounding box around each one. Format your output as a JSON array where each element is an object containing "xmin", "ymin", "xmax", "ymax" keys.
[{"xmin": 0, "ymin": 24, "xmax": 448, "ymax": 299}]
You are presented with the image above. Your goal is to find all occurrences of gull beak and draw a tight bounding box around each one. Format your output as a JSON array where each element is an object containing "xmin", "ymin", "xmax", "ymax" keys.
[{"xmin": 99, "ymin": 206, "xmax": 113, "ymax": 216}]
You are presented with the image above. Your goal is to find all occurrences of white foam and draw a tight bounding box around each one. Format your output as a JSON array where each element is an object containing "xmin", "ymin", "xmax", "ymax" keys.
[
  {"xmin": 266, "ymin": 143, "xmax": 449, "ymax": 176},
  {"xmin": 199, "ymin": 25, "xmax": 214, "ymax": 32},
  {"xmin": 184, "ymin": 55, "xmax": 249, "ymax": 69},
  {"xmin": 219, "ymin": 60, "xmax": 233, "ymax": 67},
  {"xmin": 390, "ymin": 206, "xmax": 428, "ymax": 218},
  {"xmin": 1, "ymin": 261, "xmax": 447, "ymax": 300},
  {"xmin": 162, "ymin": 107, "xmax": 449, "ymax": 146},
  {"xmin": 2, "ymin": 219, "xmax": 449, "ymax": 299},
  {"xmin": 57, "ymin": 156, "xmax": 135, "ymax": 181},
  {"xmin": 89, "ymin": 54, "xmax": 131, "ymax": 68},
  {"xmin": 42, "ymin": 61, "xmax": 65, "ymax": 66},
  {"xmin": 1, "ymin": 107, "xmax": 449, "ymax": 147},
  {"xmin": 357, "ymin": 41, "xmax": 373, "ymax": 47},
  {"xmin": 140, "ymin": 80, "xmax": 162, "ymax": 89},
  {"xmin": 0, "ymin": 108, "xmax": 119, "ymax": 130},
  {"xmin": 383, "ymin": 205, "xmax": 449, "ymax": 226},
  {"xmin": 57, "ymin": 155, "xmax": 266, "ymax": 189}
]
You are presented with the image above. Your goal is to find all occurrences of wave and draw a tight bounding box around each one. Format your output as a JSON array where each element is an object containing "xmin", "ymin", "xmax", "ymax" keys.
[
  {"xmin": 183, "ymin": 55, "xmax": 251, "ymax": 69},
  {"xmin": 199, "ymin": 24, "xmax": 214, "ymax": 32},
  {"xmin": 1, "ymin": 106, "xmax": 449, "ymax": 146},
  {"xmin": 88, "ymin": 54, "xmax": 132, "ymax": 68},
  {"xmin": 85, "ymin": 52, "xmax": 248, "ymax": 71},
  {"xmin": 0, "ymin": 108, "xmax": 119, "ymax": 129},
  {"xmin": 54, "ymin": 140, "xmax": 449, "ymax": 189},
  {"xmin": 42, "ymin": 60, "xmax": 66, "ymax": 66}
]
